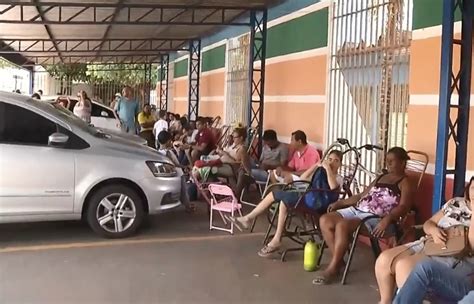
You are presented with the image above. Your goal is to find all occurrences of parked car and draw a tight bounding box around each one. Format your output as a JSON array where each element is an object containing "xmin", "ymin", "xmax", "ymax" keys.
[
  {"xmin": 43, "ymin": 96, "xmax": 147, "ymax": 146},
  {"xmin": 44, "ymin": 95, "xmax": 121, "ymax": 130},
  {"xmin": 0, "ymin": 92, "xmax": 182, "ymax": 238}
]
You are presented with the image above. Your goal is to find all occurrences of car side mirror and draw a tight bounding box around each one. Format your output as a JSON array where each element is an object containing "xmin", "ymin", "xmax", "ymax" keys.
[
  {"xmin": 101, "ymin": 111, "xmax": 108, "ymax": 117},
  {"xmin": 48, "ymin": 132, "xmax": 69, "ymax": 147}
]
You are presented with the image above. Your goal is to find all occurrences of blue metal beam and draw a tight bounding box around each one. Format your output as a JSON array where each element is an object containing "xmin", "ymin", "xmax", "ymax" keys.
[
  {"xmin": 159, "ymin": 54, "xmax": 169, "ymax": 111},
  {"xmin": 188, "ymin": 39, "xmax": 201, "ymax": 122},
  {"xmin": 433, "ymin": 0, "xmax": 472, "ymax": 214},
  {"xmin": 247, "ymin": 9, "xmax": 267, "ymax": 158}
]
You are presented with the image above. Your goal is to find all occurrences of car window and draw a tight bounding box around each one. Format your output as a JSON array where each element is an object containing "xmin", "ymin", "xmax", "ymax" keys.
[
  {"xmin": 91, "ymin": 103, "xmax": 114, "ymax": 118},
  {"xmin": 0, "ymin": 102, "xmax": 57, "ymax": 146},
  {"xmin": 66, "ymin": 98, "xmax": 78, "ymax": 112}
]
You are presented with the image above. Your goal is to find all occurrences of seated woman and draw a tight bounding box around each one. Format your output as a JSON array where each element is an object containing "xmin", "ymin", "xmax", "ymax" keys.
[
  {"xmin": 393, "ymin": 259, "xmax": 474, "ymax": 304},
  {"xmin": 228, "ymin": 150, "xmax": 344, "ymax": 257},
  {"xmin": 314, "ymin": 147, "xmax": 413, "ymax": 285},
  {"xmin": 375, "ymin": 176, "xmax": 474, "ymax": 304},
  {"xmin": 192, "ymin": 127, "xmax": 250, "ymax": 187}
]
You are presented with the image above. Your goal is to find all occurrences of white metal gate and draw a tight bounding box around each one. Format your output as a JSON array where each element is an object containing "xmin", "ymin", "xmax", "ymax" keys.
[
  {"xmin": 326, "ymin": 0, "xmax": 412, "ymax": 185},
  {"xmin": 225, "ymin": 34, "xmax": 250, "ymax": 126}
]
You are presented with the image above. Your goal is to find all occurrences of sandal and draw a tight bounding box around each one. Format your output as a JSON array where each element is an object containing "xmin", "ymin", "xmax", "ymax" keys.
[
  {"xmin": 312, "ymin": 271, "xmax": 337, "ymax": 285},
  {"xmin": 257, "ymin": 244, "xmax": 280, "ymax": 258},
  {"xmin": 226, "ymin": 215, "xmax": 250, "ymax": 232}
]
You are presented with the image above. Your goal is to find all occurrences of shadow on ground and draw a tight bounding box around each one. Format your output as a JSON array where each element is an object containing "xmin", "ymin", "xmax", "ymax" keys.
[{"xmin": 0, "ymin": 203, "xmax": 379, "ymax": 304}]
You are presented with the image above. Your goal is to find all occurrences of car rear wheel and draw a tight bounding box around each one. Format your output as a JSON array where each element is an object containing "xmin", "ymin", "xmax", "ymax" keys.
[{"xmin": 86, "ymin": 185, "xmax": 145, "ymax": 238}]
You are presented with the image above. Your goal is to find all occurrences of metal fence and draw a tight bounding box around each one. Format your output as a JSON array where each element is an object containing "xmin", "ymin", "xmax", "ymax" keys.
[
  {"xmin": 33, "ymin": 65, "xmax": 157, "ymax": 109},
  {"xmin": 225, "ymin": 34, "xmax": 251, "ymax": 126},
  {"xmin": 327, "ymin": 0, "xmax": 412, "ymax": 187}
]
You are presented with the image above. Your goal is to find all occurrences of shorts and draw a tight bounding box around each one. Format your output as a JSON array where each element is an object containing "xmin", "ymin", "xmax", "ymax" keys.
[
  {"xmin": 336, "ymin": 206, "xmax": 396, "ymax": 234},
  {"xmin": 273, "ymin": 190, "xmax": 301, "ymax": 208}
]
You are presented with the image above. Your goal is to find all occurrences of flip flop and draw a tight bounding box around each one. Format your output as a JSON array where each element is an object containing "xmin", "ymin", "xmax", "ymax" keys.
[
  {"xmin": 257, "ymin": 244, "xmax": 280, "ymax": 258},
  {"xmin": 312, "ymin": 271, "xmax": 337, "ymax": 285},
  {"xmin": 226, "ymin": 215, "xmax": 250, "ymax": 232}
]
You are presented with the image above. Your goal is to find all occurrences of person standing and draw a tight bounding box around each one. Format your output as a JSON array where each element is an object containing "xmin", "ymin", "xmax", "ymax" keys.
[
  {"xmin": 73, "ymin": 91, "xmax": 92, "ymax": 123},
  {"xmin": 137, "ymin": 104, "xmax": 156, "ymax": 148},
  {"xmin": 115, "ymin": 86, "xmax": 139, "ymax": 134},
  {"xmin": 153, "ymin": 110, "xmax": 168, "ymax": 148}
]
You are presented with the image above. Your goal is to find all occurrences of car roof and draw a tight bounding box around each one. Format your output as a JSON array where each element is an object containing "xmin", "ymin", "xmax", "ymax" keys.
[{"xmin": 42, "ymin": 95, "xmax": 115, "ymax": 111}]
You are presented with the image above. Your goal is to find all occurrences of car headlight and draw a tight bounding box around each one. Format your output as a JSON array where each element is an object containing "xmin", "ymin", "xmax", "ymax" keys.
[{"xmin": 146, "ymin": 161, "xmax": 177, "ymax": 177}]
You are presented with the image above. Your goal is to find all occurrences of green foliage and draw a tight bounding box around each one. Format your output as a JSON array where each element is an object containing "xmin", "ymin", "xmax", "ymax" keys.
[
  {"xmin": 43, "ymin": 63, "xmax": 158, "ymax": 86},
  {"xmin": 45, "ymin": 63, "xmax": 89, "ymax": 82},
  {"xmin": 87, "ymin": 64, "xmax": 157, "ymax": 86}
]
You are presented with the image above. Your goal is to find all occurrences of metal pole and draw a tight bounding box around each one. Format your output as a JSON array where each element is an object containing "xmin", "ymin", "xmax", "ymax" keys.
[
  {"xmin": 188, "ymin": 39, "xmax": 201, "ymax": 122},
  {"xmin": 159, "ymin": 54, "xmax": 169, "ymax": 111},
  {"xmin": 247, "ymin": 9, "xmax": 267, "ymax": 158},
  {"xmin": 432, "ymin": 0, "xmax": 455, "ymax": 214},
  {"xmin": 453, "ymin": 0, "xmax": 472, "ymax": 196}
]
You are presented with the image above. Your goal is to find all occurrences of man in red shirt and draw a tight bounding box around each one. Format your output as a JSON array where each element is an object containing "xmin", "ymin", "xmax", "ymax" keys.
[
  {"xmin": 272, "ymin": 130, "xmax": 320, "ymax": 184},
  {"xmin": 190, "ymin": 117, "xmax": 216, "ymax": 163}
]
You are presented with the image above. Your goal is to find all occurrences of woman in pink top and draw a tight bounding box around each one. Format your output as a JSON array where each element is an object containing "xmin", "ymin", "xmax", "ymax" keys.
[{"xmin": 73, "ymin": 91, "xmax": 92, "ymax": 123}]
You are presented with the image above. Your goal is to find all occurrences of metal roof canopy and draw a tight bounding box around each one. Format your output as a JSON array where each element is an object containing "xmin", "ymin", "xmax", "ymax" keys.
[{"xmin": 0, "ymin": 0, "xmax": 277, "ymax": 66}]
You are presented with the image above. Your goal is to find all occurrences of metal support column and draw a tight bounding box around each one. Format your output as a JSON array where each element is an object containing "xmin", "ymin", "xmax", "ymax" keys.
[
  {"xmin": 188, "ymin": 39, "xmax": 201, "ymax": 122},
  {"xmin": 147, "ymin": 63, "xmax": 152, "ymax": 104},
  {"xmin": 432, "ymin": 0, "xmax": 473, "ymax": 214},
  {"xmin": 247, "ymin": 9, "xmax": 267, "ymax": 158},
  {"xmin": 29, "ymin": 68, "xmax": 34, "ymax": 95},
  {"xmin": 159, "ymin": 54, "xmax": 169, "ymax": 111}
]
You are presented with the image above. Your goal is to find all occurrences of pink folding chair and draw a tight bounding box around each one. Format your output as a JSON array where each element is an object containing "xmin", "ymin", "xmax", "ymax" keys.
[{"xmin": 208, "ymin": 184, "xmax": 243, "ymax": 234}]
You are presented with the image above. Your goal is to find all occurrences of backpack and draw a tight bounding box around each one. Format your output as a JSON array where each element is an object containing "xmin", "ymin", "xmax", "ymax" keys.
[{"xmin": 303, "ymin": 167, "xmax": 339, "ymax": 213}]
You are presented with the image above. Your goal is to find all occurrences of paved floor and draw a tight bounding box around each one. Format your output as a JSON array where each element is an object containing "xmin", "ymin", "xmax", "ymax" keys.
[{"xmin": 0, "ymin": 204, "xmax": 380, "ymax": 304}]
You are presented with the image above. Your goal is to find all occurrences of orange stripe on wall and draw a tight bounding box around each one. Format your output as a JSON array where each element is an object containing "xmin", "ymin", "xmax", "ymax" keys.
[
  {"xmin": 407, "ymin": 105, "xmax": 474, "ymax": 170},
  {"xmin": 174, "ymin": 100, "xmax": 188, "ymax": 115},
  {"xmin": 265, "ymin": 55, "xmax": 327, "ymax": 96},
  {"xmin": 173, "ymin": 79, "xmax": 188, "ymax": 99},
  {"xmin": 410, "ymin": 34, "xmax": 468, "ymax": 95},
  {"xmin": 263, "ymin": 102, "xmax": 325, "ymax": 144},
  {"xmin": 200, "ymin": 100, "xmax": 224, "ymax": 118},
  {"xmin": 200, "ymin": 72, "xmax": 225, "ymax": 97}
]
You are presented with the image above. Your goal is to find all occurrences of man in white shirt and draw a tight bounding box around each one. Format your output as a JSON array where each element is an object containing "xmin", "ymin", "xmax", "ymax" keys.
[{"xmin": 153, "ymin": 110, "xmax": 168, "ymax": 148}]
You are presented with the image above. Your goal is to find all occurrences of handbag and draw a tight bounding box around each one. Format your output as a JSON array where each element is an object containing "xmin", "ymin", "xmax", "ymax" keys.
[{"xmin": 423, "ymin": 225, "xmax": 469, "ymax": 258}]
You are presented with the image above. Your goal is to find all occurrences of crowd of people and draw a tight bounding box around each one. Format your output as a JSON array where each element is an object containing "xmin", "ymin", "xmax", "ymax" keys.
[
  {"xmin": 179, "ymin": 118, "xmax": 474, "ymax": 303},
  {"xmin": 25, "ymin": 86, "xmax": 474, "ymax": 303}
]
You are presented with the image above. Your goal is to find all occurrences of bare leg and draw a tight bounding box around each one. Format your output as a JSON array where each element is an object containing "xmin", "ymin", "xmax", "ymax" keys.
[
  {"xmin": 319, "ymin": 212, "xmax": 344, "ymax": 254},
  {"xmin": 267, "ymin": 202, "xmax": 288, "ymax": 247},
  {"xmin": 323, "ymin": 218, "xmax": 361, "ymax": 277},
  {"xmin": 228, "ymin": 192, "xmax": 277, "ymax": 230},
  {"xmin": 375, "ymin": 246, "xmax": 416, "ymax": 304},
  {"xmin": 242, "ymin": 192, "xmax": 275, "ymax": 221},
  {"xmin": 395, "ymin": 254, "xmax": 426, "ymax": 288}
]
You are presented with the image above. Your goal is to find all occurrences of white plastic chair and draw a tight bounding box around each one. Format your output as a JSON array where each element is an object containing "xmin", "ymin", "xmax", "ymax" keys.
[{"xmin": 208, "ymin": 184, "xmax": 243, "ymax": 234}]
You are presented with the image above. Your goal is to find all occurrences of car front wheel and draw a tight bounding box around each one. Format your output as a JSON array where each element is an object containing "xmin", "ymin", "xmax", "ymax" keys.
[{"xmin": 86, "ymin": 185, "xmax": 145, "ymax": 238}]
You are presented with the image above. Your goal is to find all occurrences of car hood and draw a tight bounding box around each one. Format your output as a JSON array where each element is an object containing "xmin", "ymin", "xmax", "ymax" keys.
[
  {"xmin": 99, "ymin": 128, "xmax": 148, "ymax": 146},
  {"xmin": 96, "ymin": 134, "xmax": 170, "ymax": 164}
]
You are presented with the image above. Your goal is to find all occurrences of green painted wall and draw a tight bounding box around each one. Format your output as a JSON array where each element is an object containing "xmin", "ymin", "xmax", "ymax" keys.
[
  {"xmin": 413, "ymin": 0, "xmax": 462, "ymax": 30},
  {"xmin": 202, "ymin": 45, "xmax": 226, "ymax": 72},
  {"xmin": 194, "ymin": 8, "xmax": 329, "ymax": 72},
  {"xmin": 174, "ymin": 59, "xmax": 188, "ymax": 78},
  {"xmin": 267, "ymin": 8, "xmax": 328, "ymax": 58}
]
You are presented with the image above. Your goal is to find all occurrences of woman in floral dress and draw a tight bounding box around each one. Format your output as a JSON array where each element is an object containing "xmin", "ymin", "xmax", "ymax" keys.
[{"xmin": 314, "ymin": 147, "xmax": 413, "ymax": 284}]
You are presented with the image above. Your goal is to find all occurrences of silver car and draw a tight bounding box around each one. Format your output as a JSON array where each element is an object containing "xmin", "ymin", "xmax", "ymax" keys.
[{"xmin": 0, "ymin": 92, "xmax": 182, "ymax": 238}]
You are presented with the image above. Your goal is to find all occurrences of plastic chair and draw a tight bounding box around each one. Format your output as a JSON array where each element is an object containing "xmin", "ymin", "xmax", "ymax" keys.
[{"xmin": 208, "ymin": 184, "xmax": 243, "ymax": 234}]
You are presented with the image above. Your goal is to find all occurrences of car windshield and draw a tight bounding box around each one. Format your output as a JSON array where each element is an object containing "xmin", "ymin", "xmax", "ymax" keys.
[{"xmin": 52, "ymin": 103, "xmax": 114, "ymax": 138}]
